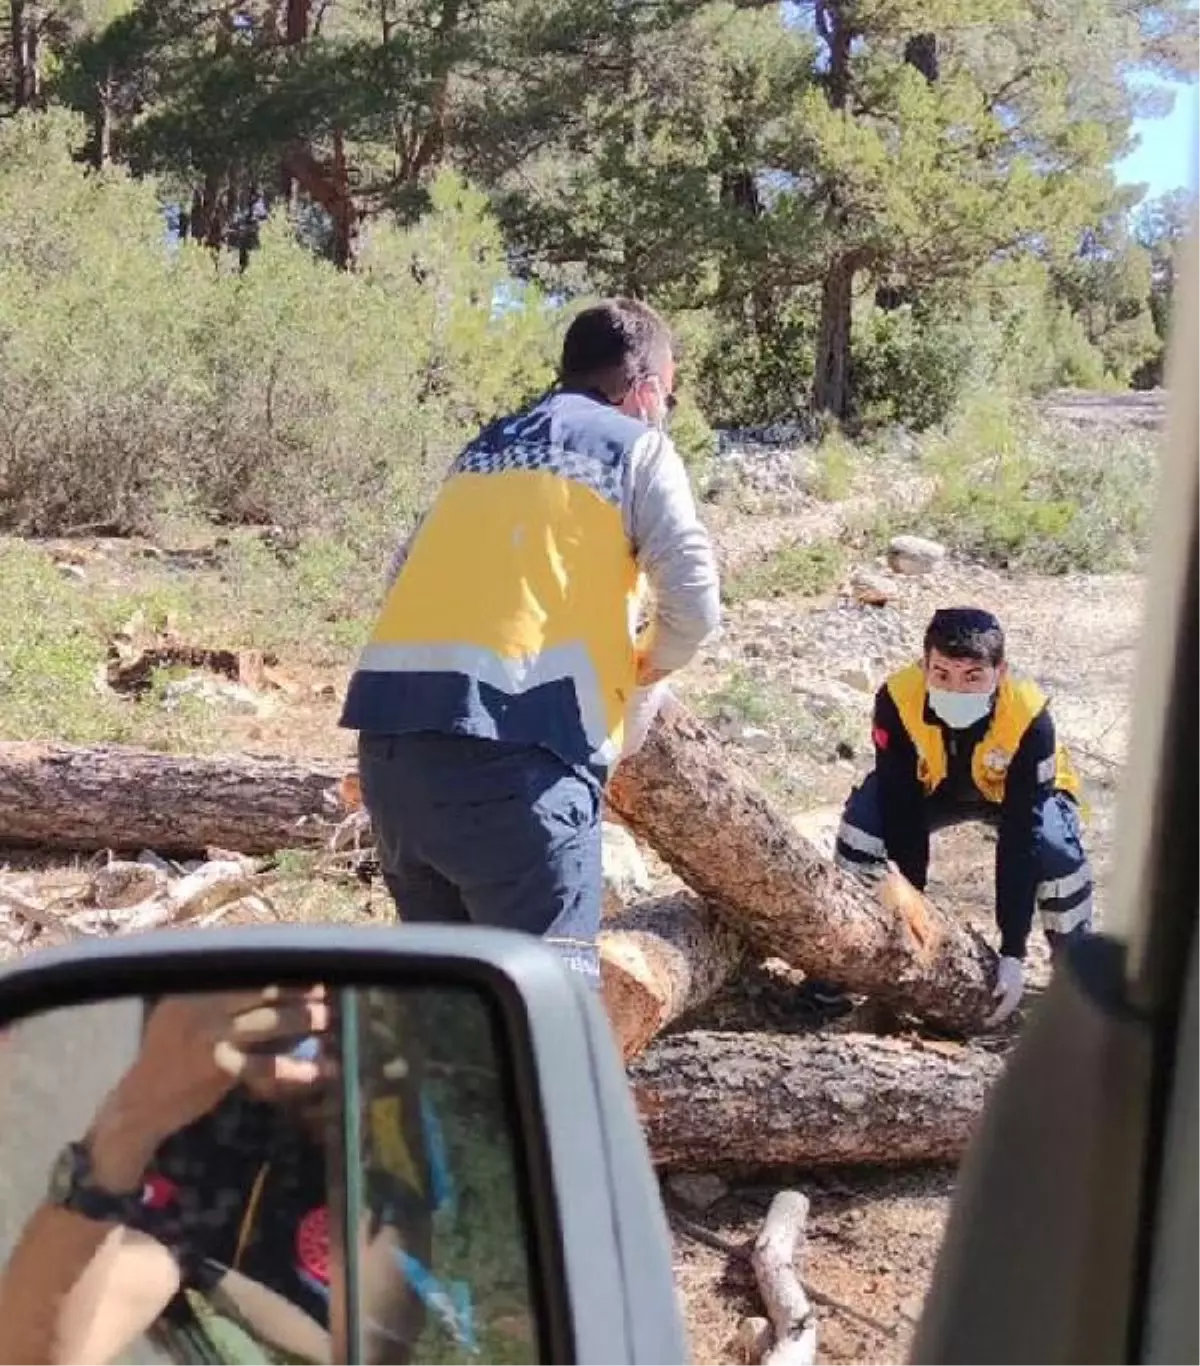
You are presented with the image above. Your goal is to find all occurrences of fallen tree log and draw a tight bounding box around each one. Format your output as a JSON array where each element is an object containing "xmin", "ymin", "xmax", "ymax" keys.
[
  {"xmin": 0, "ymin": 743, "xmax": 345, "ymax": 855},
  {"xmin": 608, "ymin": 698, "xmax": 996, "ymax": 1033},
  {"xmin": 629, "ymin": 1029, "xmax": 1003, "ymax": 1170},
  {"xmin": 599, "ymin": 892, "xmax": 745, "ymax": 1060}
]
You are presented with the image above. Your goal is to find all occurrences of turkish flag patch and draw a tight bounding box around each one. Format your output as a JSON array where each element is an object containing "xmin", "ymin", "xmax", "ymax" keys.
[{"xmin": 873, "ymin": 726, "xmax": 890, "ymax": 750}]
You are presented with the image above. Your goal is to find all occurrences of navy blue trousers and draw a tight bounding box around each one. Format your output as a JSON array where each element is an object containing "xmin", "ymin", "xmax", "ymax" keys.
[
  {"xmin": 836, "ymin": 770, "xmax": 1093, "ymax": 949},
  {"xmin": 358, "ymin": 732, "xmax": 602, "ymax": 986}
]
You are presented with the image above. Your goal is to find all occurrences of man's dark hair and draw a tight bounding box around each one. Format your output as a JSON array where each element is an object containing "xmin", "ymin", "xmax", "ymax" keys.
[
  {"xmin": 559, "ymin": 298, "xmax": 673, "ymax": 401},
  {"xmin": 923, "ymin": 607, "xmax": 1005, "ymax": 666}
]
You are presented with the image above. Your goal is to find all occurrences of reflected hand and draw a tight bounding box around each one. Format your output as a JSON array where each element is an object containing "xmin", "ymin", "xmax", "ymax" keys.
[
  {"xmin": 90, "ymin": 988, "xmax": 328, "ymax": 1190},
  {"xmin": 984, "ymin": 956, "xmax": 1025, "ymax": 1027}
]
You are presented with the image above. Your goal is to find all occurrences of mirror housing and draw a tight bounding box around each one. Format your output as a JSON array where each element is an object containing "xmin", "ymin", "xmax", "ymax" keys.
[{"xmin": 0, "ymin": 925, "xmax": 687, "ymax": 1365}]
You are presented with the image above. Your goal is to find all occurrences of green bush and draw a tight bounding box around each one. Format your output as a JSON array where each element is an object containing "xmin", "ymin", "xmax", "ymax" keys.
[
  {"xmin": 0, "ymin": 112, "xmax": 558, "ymax": 539},
  {"xmin": 669, "ymin": 392, "xmax": 718, "ymax": 484},
  {"xmin": 723, "ymin": 538, "xmax": 845, "ymax": 603},
  {"xmin": 851, "ymin": 304, "xmax": 976, "ymax": 430},
  {"xmin": 920, "ymin": 391, "xmax": 1157, "ymax": 572},
  {"xmin": 812, "ymin": 426, "xmax": 856, "ymax": 500}
]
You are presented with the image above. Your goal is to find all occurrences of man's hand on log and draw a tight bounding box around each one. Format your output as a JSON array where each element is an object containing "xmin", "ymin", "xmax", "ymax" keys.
[
  {"xmin": 984, "ymin": 956, "xmax": 1024, "ymax": 1027},
  {"xmin": 619, "ymin": 681, "xmax": 674, "ymax": 761}
]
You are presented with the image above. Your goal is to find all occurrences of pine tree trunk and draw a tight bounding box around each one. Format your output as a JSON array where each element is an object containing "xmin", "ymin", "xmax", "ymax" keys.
[
  {"xmin": 606, "ymin": 699, "xmax": 997, "ymax": 1034},
  {"xmin": 0, "ymin": 743, "xmax": 345, "ymax": 855},
  {"xmin": 600, "ymin": 892, "xmax": 744, "ymax": 1060},
  {"xmin": 812, "ymin": 255, "xmax": 854, "ymax": 420},
  {"xmin": 630, "ymin": 1030, "xmax": 1003, "ymax": 1169},
  {"xmin": 8, "ymin": 0, "xmax": 39, "ymax": 110}
]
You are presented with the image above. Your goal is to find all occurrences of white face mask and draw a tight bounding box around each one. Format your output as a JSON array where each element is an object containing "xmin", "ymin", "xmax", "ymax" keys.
[
  {"xmin": 928, "ymin": 687, "xmax": 995, "ymax": 730},
  {"xmin": 636, "ymin": 377, "xmax": 670, "ymax": 432}
]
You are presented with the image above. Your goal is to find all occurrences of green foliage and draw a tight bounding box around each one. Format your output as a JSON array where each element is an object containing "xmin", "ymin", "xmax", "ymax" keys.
[
  {"xmin": 0, "ymin": 0, "xmax": 1193, "ymax": 550},
  {"xmin": 702, "ymin": 667, "xmax": 772, "ymax": 726},
  {"xmin": 0, "ymin": 117, "xmax": 556, "ymax": 537},
  {"xmin": 920, "ymin": 391, "xmax": 1158, "ymax": 572},
  {"xmin": 851, "ymin": 305, "xmax": 977, "ymax": 430},
  {"xmin": 813, "ymin": 427, "xmax": 855, "ymax": 500},
  {"xmin": 723, "ymin": 539, "xmax": 845, "ymax": 604},
  {"xmin": 691, "ymin": 297, "xmax": 819, "ymax": 427},
  {"xmin": 669, "ymin": 393, "xmax": 719, "ymax": 484},
  {"xmin": 1131, "ymin": 188, "xmax": 1195, "ymax": 386}
]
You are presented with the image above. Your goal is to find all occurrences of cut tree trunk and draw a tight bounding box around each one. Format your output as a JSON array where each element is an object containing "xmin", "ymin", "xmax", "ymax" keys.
[
  {"xmin": 599, "ymin": 892, "xmax": 744, "ymax": 1060},
  {"xmin": 607, "ymin": 698, "xmax": 996, "ymax": 1033},
  {"xmin": 629, "ymin": 1029, "xmax": 1003, "ymax": 1170},
  {"xmin": 0, "ymin": 743, "xmax": 345, "ymax": 856}
]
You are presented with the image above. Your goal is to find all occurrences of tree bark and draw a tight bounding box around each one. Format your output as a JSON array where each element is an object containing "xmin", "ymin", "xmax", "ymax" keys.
[
  {"xmin": 813, "ymin": 254, "xmax": 854, "ymax": 421},
  {"xmin": 606, "ymin": 698, "xmax": 997, "ymax": 1034},
  {"xmin": 811, "ymin": 1, "xmax": 857, "ymax": 421},
  {"xmin": 629, "ymin": 1029, "xmax": 1003, "ymax": 1170},
  {"xmin": 8, "ymin": 0, "xmax": 40, "ymax": 110},
  {"xmin": 0, "ymin": 743, "xmax": 345, "ymax": 856},
  {"xmin": 599, "ymin": 892, "xmax": 745, "ymax": 1060}
]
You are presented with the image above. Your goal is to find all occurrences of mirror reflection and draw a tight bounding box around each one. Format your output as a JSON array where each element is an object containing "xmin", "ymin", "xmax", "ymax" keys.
[{"xmin": 0, "ymin": 985, "xmax": 539, "ymax": 1365}]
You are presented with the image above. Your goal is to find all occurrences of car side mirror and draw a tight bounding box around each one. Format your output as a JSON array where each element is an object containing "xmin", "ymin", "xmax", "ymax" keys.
[{"xmin": 0, "ymin": 924, "xmax": 687, "ymax": 1365}]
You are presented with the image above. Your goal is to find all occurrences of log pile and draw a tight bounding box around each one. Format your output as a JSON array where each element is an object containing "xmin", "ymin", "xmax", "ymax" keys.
[{"xmin": 0, "ymin": 694, "xmax": 1005, "ymax": 1176}]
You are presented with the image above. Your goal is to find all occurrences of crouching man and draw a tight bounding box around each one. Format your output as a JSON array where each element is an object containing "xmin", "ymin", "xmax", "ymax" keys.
[{"xmin": 836, "ymin": 607, "xmax": 1093, "ymax": 1026}]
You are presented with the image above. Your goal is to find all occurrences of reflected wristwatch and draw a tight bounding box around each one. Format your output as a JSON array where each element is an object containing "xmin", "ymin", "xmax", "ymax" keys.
[{"xmin": 46, "ymin": 1140, "xmax": 147, "ymax": 1223}]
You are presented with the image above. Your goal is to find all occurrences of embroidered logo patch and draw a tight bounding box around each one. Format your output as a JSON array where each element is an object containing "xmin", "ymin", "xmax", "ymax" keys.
[{"xmin": 982, "ymin": 747, "xmax": 1012, "ymax": 774}]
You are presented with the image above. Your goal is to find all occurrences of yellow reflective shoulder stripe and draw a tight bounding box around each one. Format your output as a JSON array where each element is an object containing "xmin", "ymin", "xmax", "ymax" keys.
[
  {"xmin": 886, "ymin": 666, "xmax": 1080, "ymax": 804},
  {"xmin": 886, "ymin": 663, "xmax": 945, "ymax": 792}
]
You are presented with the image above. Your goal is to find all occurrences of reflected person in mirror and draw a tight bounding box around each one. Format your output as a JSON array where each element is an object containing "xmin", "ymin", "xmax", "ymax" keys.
[
  {"xmin": 342, "ymin": 299, "xmax": 721, "ymax": 985},
  {"xmin": 835, "ymin": 608, "xmax": 1093, "ymax": 1026},
  {"xmin": 0, "ymin": 989, "xmax": 437, "ymax": 1365}
]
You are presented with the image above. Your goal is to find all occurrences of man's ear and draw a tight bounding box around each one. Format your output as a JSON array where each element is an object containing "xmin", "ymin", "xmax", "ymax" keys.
[{"xmin": 996, "ymin": 661, "xmax": 1009, "ymax": 681}]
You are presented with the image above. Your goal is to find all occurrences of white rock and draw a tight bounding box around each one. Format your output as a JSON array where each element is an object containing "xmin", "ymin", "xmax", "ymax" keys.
[
  {"xmin": 887, "ymin": 534, "xmax": 946, "ymax": 576},
  {"xmin": 837, "ymin": 664, "xmax": 876, "ymax": 694},
  {"xmin": 601, "ymin": 821, "xmax": 650, "ymax": 914}
]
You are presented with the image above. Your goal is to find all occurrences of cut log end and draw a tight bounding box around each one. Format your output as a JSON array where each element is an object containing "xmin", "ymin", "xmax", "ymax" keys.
[{"xmin": 600, "ymin": 892, "xmax": 744, "ymax": 1061}]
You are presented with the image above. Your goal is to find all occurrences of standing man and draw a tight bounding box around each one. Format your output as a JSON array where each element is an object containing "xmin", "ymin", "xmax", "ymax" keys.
[
  {"xmin": 340, "ymin": 299, "xmax": 721, "ymax": 985},
  {"xmin": 835, "ymin": 607, "xmax": 1092, "ymax": 1026}
]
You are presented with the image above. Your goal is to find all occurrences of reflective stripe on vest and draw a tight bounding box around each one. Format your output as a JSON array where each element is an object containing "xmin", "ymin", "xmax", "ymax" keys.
[
  {"xmin": 885, "ymin": 662, "xmax": 1081, "ymax": 804},
  {"xmin": 341, "ymin": 393, "xmax": 642, "ymax": 775}
]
